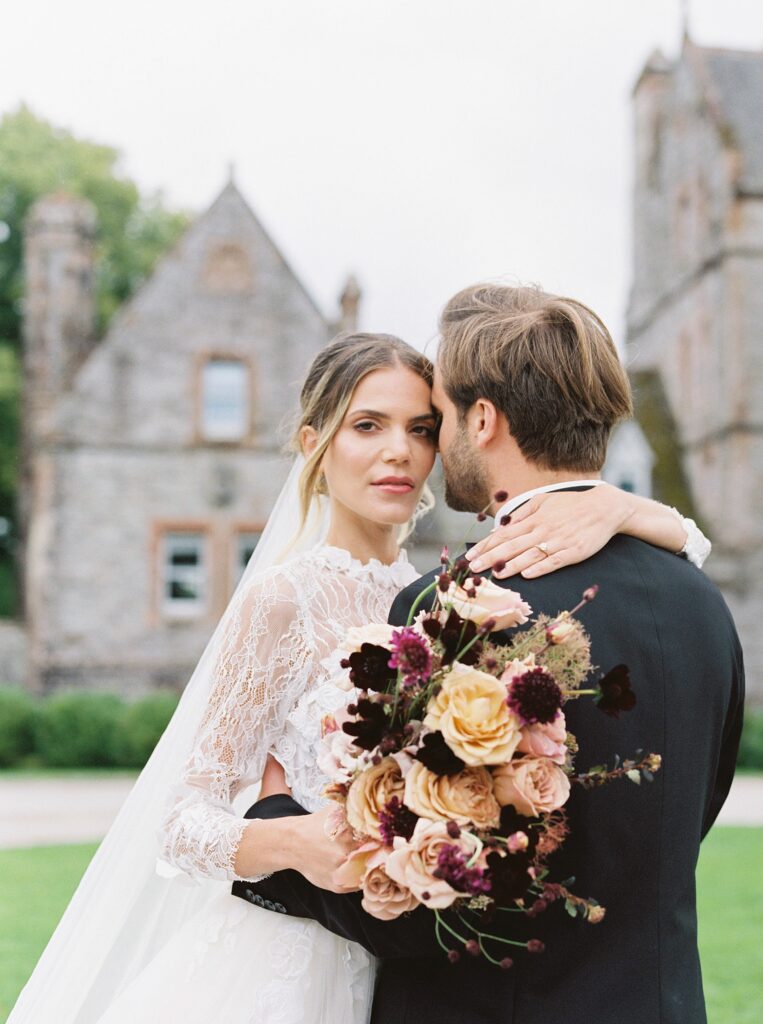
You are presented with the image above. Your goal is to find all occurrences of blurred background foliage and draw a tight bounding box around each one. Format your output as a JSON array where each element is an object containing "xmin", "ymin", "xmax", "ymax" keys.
[{"xmin": 0, "ymin": 105, "xmax": 189, "ymax": 616}]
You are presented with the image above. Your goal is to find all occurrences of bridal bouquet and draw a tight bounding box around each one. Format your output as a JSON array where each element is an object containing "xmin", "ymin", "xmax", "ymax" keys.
[{"xmin": 317, "ymin": 520, "xmax": 661, "ymax": 967}]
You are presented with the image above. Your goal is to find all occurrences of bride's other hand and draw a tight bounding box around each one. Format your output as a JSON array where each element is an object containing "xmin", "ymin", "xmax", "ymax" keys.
[
  {"xmin": 466, "ymin": 484, "xmax": 634, "ymax": 580},
  {"xmin": 259, "ymin": 754, "xmax": 292, "ymax": 799},
  {"xmin": 291, "ymin": 805, "xmax": 360, "ymax": 893}
]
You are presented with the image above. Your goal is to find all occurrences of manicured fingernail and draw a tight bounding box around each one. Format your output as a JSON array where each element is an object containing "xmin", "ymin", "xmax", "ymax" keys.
[{"xmin": 470, "ymin": 560, "xmax": 484, "ymax": 572}]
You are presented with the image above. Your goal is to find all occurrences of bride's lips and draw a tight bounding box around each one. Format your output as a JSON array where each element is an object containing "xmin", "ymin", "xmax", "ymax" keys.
[{"xmin": 372, "ymin": 476, "xmax": 415, "ymax": 494}]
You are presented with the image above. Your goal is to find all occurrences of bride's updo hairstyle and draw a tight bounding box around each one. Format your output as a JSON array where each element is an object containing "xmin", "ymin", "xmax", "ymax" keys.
[{"xmin": 292, "ymin": 332, "xmax": 435, "ymax": 539}]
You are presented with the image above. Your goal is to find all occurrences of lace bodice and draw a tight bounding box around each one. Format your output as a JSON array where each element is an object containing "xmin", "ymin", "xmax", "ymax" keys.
[{"xmin": 159, "ymin": 545, "xmax": 418, "ymax": 884}]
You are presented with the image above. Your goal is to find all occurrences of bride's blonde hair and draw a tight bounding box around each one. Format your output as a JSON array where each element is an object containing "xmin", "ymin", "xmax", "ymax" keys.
[{"xmin": 291, "ymin": 332, "xmax": 436, "ymax": 543}]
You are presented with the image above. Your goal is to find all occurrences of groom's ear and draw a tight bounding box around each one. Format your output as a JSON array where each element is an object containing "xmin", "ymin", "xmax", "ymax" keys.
[{"xmin": 472, "ymin": 398, "xmax": 501, "ymax": 449}]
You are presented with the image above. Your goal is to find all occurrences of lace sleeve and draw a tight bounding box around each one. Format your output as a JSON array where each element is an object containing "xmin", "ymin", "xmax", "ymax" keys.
[
  {"xmin": 667, "ymin": 506, "xmax": 712, "ymax": 569},
  {"xmin": 159, "ymin": 569, "xmax": 312, "ymax": 883}
]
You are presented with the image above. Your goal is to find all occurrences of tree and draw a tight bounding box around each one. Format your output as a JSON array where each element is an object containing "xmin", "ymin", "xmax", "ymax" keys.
[{"xmin": 0, "ymin": 105, "xmax": 190, "ymax": 615}]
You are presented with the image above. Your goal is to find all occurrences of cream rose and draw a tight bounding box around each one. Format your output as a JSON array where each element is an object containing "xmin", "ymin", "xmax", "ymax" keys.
[
  {"xmin": 492, "ymin": 756, "xmax": 571, "ymax": 816},
  {"xmin": 346, "ymin": 756, "xmax": 405, "ymax": 839},
  {"xmin": 516, "ymin": 712, "xmax": 568, "ymax": 766},
  {"xmin": 424, "ymin": 663, "xmax": 523, "ymax": 766},
  {"xmin": 403, "ymin": 761, "xmax": 500, "ymax": 829},
  {"xmin": 445, "ymin": 577, "xmax": 532, "ymax": 631},
  {"xmin": 385, "ymin": 819, "xmax": 476, "ymax": 909},
  {"xmin": 344, "ymin": 623, "xmax": 396, "ymax": 652}
]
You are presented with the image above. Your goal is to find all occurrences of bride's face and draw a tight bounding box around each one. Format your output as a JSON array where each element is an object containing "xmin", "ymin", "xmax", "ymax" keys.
[{"xmin": 319, "ymin": 363, "xmax": 437, "ymax": 527}]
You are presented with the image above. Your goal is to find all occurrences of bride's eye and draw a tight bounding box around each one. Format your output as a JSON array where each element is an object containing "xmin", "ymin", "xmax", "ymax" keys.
[
  {"xmin": 411, "ymin": 424, "xmax": 435, "ymax": 439},
  {"xmin": 354, "ymin": 420, "xmax": 377, "ymax": 432}
]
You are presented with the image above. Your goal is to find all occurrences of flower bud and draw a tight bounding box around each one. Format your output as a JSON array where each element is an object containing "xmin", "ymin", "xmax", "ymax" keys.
[
  {"xmin": 507, "ymin": 830, "xmax": 529, "ymax": 854},
  {"xmin": 583, "ymin": 585, "xmax": 599, "ymax": 602},
  {"xmin": 527, "ymin": 939, "xmax": 545, "ymax": 954},
  {"xmin": 588, "ymin": 905, "xmax": 606, "ymax": 924},
  {"xmin": 494, "ymin": 490, "xmax": 509, "ymax": 503},
  {"xmin": 465, "ymin": 939, "xmax": 480, "ymax": 957},
  {"xmin": 500, "ymin": 957, "xmax": 514, "ymax": 970}
]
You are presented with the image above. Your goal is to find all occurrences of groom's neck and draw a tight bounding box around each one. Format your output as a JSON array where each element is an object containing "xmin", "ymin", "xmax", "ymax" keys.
[{"xmin": 488, "ymin": 457, "xmax": 601, "ymax": 513}]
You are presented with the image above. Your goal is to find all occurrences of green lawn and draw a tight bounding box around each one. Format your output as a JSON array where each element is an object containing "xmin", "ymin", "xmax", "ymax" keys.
[{"xmin": 0, "ymin": 829, "xmax": 761, "ymax": 1022}]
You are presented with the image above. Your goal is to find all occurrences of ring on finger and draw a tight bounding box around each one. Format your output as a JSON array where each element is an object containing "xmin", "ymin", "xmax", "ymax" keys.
[{"xmin": 535, "ymin": 541, "xmax": 551, "ymax": 556}]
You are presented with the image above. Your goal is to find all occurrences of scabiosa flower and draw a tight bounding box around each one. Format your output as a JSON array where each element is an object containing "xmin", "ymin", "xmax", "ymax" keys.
[
  {"xmin": 378, "ymin": 795, "xmax": 419, "ymax": 846},
  {"xmin": 388, "ymin": 627, "xmax": 433, "ymax": 688},
  {"xmin": 595, "ymin": 664, "xmax": 636, "ymax": 718},
  {"xmin": 434, "ymin": 845, "xmax": 492, "ymax": 896},
  {"xmin": 485, "ymin": 848, "xmax": 532, "ymax": 904},
  {"xmin": 506, "ymin": 667, "xmax": 563, "ymax": 726}
]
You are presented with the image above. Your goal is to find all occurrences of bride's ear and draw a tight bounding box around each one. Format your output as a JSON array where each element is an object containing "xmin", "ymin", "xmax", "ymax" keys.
[{"xmin": 300, "ymin": 425, "xmax": 319, "ymax": 458}]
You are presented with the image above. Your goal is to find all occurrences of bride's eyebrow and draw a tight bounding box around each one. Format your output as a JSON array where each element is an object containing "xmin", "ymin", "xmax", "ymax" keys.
[{"xmin": 349, "ymin": 409, "xmax": 436, "ymax": 422}]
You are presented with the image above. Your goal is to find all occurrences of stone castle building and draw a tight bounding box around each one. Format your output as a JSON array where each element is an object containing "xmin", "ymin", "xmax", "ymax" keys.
[
  {"xmin": 627, "ymin": 37, "xmax": 763, "ymax": 700},
  {"xmin": 19, "ymin": 179, "xmax": 358, "ymax": 692}
]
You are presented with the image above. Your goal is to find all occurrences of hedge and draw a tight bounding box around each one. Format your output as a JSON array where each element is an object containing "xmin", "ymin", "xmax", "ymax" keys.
[{"xmin": 0, "ymin": 688, "xmax": 180, "ymax": 769}]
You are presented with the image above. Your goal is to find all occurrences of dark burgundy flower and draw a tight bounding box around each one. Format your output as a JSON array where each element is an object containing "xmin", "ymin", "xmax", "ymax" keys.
[
  {"xmin": 388, "ymin": 627, "xmax": 433, "ymax": 687},
  {"xmin": 527, "ymin": 939, "xmax": 545, "ymax": 954},
  {"xmin": 378, "ymin": 796, "xmax": 419, "ymax": 846},
  {"xmin": 499, "ymin": 805, "xmax": 539, "ymax": 856},
  {"xmin": 342, "ymin": 697, "xmax": 388, "ymax": 750},
  {"xmin": 485, "ymin": 849, "xmax": 532, "ymax": 905},
  {"xmin": 347, "ymin": 643, "xmax": 396, "ymax": 692},
  {"xmin": 494, "ymin": 489, "xmax": 509, "ymax": 503},
  {"xmin": 415, "ymin": 730, "xmax": 466, "ymax": 775},
  {"xmin": 500, "ymin": 957, "xmax": 514, "ymax": 970},
  {"xmin": 447, "ymin": 949, "xmax": 461, "ymax": 964},
  {"xmin": 464, "ymin": 939, "xmax": 481, "ymax": 957},
  {"xmin": 595, "ymin": 664, "xmax": 636, "ymax": 718},
  {"xmin": 506, "ymin": 667, "xmax": 563, "ymax": 725},
  {"xmin": 499, "ymin": 513, "xmax": 512, "ymax": 527},
  {"xmin": 439, "ymin": 610, "xmax": 482, "ymax": 666}
]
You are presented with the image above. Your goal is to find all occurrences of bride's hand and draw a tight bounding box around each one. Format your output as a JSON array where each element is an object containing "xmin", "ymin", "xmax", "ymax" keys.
[
  {"xmin": 291, "ymin": 805, "xmax": 360, "ymax": 893},
  {"xmin": 466, "ymin": 484, "xmax": 634, "ymax": 580}
]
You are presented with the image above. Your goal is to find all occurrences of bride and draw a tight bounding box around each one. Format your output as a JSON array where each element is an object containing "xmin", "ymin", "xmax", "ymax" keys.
[{"xmin": 8, "ymin": 332, "xmax": 709, "ymax": 1023}]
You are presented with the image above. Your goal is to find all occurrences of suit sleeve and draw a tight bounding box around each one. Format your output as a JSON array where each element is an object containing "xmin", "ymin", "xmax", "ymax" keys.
[{"xmin": 701, "ymin": 636, "xmax": 745, "ymax": 839}]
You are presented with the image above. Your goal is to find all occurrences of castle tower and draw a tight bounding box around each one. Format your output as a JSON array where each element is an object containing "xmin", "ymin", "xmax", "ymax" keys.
[{"xmin": 627, "ymin": 39, "xmax": 763, "ymax": 699}]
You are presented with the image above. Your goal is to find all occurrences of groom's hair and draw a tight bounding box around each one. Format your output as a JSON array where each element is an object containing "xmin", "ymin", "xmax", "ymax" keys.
[{"xmin": 437, "ymin": 283, "xmax": 633, "ymax": 471}]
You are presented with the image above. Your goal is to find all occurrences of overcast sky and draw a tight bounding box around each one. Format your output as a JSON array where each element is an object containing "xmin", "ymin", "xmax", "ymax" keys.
[{"xmin": 3, "ymin": 1, "xmax": 763, "ymax": 354}]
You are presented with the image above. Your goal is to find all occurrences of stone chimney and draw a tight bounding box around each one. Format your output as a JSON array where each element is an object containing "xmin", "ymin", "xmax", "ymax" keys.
[
  {"xmin": 23, "ymin": 192, "xmax": 97, "ymax": 437},
  {"xmin": 338, "ymin": 274, "xmax": 361, "ymax": 333}
]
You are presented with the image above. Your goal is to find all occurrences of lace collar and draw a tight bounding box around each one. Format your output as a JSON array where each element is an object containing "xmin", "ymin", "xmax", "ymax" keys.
[{"xmin": 309, "ymin": 544, "xmax": 418, "ymax": 589}]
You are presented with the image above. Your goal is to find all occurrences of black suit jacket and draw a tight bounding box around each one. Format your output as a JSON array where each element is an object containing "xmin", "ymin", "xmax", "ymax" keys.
[{"xmin": 240, "ymin": 533, "xmax": 744, "ymax": 1024}]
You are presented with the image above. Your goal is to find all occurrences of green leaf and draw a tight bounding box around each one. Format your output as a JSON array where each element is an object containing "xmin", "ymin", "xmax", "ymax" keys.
[
  {"xmin": 626, "ymin": 769, "xmax": 641, "ymax": 784},
  {"xmin": 565, "ymin": 899, "xmax": 578, "ymax": 918}
]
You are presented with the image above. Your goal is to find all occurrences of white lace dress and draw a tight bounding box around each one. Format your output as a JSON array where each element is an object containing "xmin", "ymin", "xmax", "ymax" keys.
[{"xmin": 94, "ymin": 545, "xmax": 419, "ymax": 1024}]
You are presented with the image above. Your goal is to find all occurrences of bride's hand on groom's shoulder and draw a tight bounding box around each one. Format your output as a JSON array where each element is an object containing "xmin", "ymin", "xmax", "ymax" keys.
[
  {"xmin": 467, "ymin": 484, "xmax": 633, "ymax": 580},
  {"xmin": 289, "ymin": 806, "xmax": 361, "ymax": 894}
]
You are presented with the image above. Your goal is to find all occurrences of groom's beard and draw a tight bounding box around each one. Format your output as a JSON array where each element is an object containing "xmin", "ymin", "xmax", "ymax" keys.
[{"xmin": 441, "ymin": 424, "xmax": 492, "ymax": 513}]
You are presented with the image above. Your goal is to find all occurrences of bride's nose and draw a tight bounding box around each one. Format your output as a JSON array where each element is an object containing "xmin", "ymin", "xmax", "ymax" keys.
[{"xmin": 381, "ymin": 429, "xmax": 412, "ymax": 464}]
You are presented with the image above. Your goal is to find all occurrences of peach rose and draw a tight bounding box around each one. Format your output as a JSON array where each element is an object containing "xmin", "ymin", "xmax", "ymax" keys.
[
  {"xmin": 332, "ymin": 839, "xmax": 385, "ymax": 889},
  {"xmin": 492, "ymin": 756, "xmax": 571, "ymax": 816},
  {"xmin": 317, "ymin": 723, "xmax": 368, "ymax": 784},
  {"xmin": 385, "ymin": 818, "xmax": 477, "ymax": 909},
  {"xmin": 517, "ymin": 711, "xmax": 568, "ymax": 766},
  {"xmin": 403, "ymin": 761, "xmax": 500, "ymax": 829},
  {"xmin": 424, "ymin": 663, "xmax": 523, "ymax": 766},
  {"xmin": 346, "ymin": 756, "xmax": 405, "ymax": 840},
  {"xmin": 362, "ymin": 862, "xmax": 419, "ymax": 920},
  {"xmin": 445, "ymin": 577, "xmax": 532, "ymax": 631}
]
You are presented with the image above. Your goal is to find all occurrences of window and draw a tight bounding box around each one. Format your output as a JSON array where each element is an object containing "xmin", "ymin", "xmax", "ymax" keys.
[
  {"xmin": 202, "ymin": 359, "xmax": 249, "ymax": 440},
  {"xmin": 233, "ymin": 530, "xmax": 262, "ymax": 587},
  {"xmin": 162, "ymin": 532, "xmax": 207, "ymax": 616}
]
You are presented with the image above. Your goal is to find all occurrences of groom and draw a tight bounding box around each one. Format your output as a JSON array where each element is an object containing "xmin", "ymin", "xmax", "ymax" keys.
[{"xmin": 240, "ymin": 283, "xmax": 744, "ymax": 1023}]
